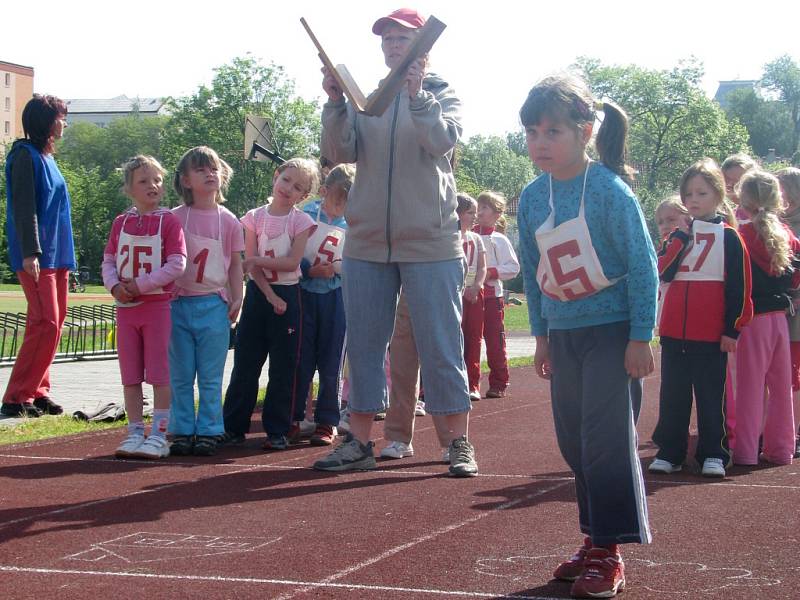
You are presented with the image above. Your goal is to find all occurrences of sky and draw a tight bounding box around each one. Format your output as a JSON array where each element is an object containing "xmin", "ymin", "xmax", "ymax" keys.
[{"xmin": 3, "ymin": 0, "xmax": 798, "ymax": 139}]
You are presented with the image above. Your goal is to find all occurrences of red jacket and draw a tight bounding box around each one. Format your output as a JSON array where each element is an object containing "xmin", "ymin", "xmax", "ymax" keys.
[{"xmin": 658, "ymin": 217, "xmax": 752, "ymax": 343}]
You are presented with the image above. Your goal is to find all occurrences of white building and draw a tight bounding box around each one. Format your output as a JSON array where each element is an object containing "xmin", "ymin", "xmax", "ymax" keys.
[{"xmin": 65, "ymin": 95, "xmax": 167, "ymax": 128}]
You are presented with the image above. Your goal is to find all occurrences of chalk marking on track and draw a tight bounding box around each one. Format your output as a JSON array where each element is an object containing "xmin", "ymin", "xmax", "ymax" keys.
[
  {"xmin": 0, "ymin": 463, "xmax": 266, "ymax": 529},
  {"xmin": 0, "ymin": 565, "xmax": 559, "ymax": 599},
  {"xmin": 271, "ymin": 480, "xmax": 572, "ymax": 600}
]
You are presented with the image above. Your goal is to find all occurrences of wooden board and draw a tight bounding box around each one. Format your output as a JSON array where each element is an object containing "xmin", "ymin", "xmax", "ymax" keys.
[{"xmin": 301, "ymin": 15, "xmax": 447, "ymax": 117}]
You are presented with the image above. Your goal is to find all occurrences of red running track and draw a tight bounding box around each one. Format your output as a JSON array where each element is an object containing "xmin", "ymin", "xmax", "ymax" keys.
[{"xmin": 0, "ymin": 358, "xmax": 798, "ymax": 599}]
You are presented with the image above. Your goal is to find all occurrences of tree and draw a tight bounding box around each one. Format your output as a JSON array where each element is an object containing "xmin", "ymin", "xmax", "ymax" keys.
[
  {"xmin": 576, "ymin": 57, "xmax": 751, "ymax": 193},
  {"xmin": 761, "ymin": 55, "xmax": 800, "ymax": 158},
  {"xmin": 161, "ymin": 56, "xmax": 321, "ymax": 217},
  {"xmin": 724, "ymin": 87, "xmax": 794, "ymax": 157},
  {"xmin": 455, "ymin": 135, "xmax": 534, "ymax": 203}
]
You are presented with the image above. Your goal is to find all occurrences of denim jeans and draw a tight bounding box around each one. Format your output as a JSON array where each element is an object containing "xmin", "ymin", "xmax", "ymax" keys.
[
  {"xmin": 342, "ymin": 257, "xmax": 470, "ymax": 416},
  {"xmin": 169, "ymin": 294, "xmax": 230, "ymax": 436}
]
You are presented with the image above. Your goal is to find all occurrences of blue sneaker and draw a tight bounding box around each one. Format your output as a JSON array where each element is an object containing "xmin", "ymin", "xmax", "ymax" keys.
[{"xmin": 263, "ymin": 434, "xmax": 288, "ymax": 451}]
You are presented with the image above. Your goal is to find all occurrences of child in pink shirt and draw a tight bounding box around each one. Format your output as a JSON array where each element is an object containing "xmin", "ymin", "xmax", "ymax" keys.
[
  {"xmin": 168, "ymin": 146, "xmax": 245, "ymax": 457},
  {"xmin": 102, "ymin": 155, "xmax": 186, "ymax": 459}
]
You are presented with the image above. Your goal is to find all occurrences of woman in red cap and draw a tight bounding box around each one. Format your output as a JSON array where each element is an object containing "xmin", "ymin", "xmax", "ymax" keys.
[{"xmin": 315, "ymin": 8, "xmax": 477, "ymax": 477}]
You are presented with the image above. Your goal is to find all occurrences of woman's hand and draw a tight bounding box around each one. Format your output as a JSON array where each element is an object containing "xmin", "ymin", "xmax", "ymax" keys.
[
  {"xmin": 720, "ymin": 335, "xmax": 738, "ymax": 353},
  {"xmin": 406, "ymin": 58, "xmax": 425, "ymax": 99},
  {"xmin": 321, "ymin": 66, "xmax": 344, "ymax": 102},
  {"xmin": 23, "ymin": 256, "xmax": 40, "ymax": 283}
]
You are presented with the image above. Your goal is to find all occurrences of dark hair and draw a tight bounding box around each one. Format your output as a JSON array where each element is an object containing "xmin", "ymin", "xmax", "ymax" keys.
[
  {"xmin": 21, "ymin": 94, "xmax": 68, "ymax": 154},
  {"xmin": 519, "ymin": 74, "xmax": 633, "ymax": 185},
  {"xmin": 173, "ymin": 146, "xmax": 233, "ymax": 205},
  {"xmin": 456, "ymin": 192, "xmax": 477, "ymax": 215}
]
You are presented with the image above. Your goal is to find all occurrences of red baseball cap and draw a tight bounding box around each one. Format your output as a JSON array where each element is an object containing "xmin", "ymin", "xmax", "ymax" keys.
[{"xmin": 372, "ymin": 8, "xmax": 426, "ymax": 35}]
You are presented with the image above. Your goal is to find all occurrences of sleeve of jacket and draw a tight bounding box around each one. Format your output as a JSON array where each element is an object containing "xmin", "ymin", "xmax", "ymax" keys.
[
  {"xmin": 408, "ymin": 83, "xmax": 462, "ymax": 157},
  {"xmin": 658, "ymin": 229, "xmax": 690, "ymax": 282},
  {"xmin": 723, "ymin": 226, "xmax": 753, "ymax": 338},
  {"xmin": 9, "ymin": 150, "xmax": 41, "ymax": 259},
  {"xmin": 320, "ymin": 99, "xmax": 357, "ymax": 164},
  {"xmin": 517, "ymin": 188, "xmax": 547, "ymax": 336},
  {"xmin": 492, "ymin": 235, "xmax": 520, "ymax": 281}
]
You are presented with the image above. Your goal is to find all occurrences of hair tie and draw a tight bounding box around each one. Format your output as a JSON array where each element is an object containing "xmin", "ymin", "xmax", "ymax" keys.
[{"xmin": 594, "ymin": 100, "xmax": 604, "ymax": 111}]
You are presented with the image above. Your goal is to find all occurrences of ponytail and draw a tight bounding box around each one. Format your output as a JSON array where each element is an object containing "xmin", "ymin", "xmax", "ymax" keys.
[
  {"xmin": 718, "ymin": 199, "xmax": 738, "ymax": 229},
  {"xmin": 739, "ymin": 170, "xmax": 791, "ymax": 274},
  {"xmin": 595, "ymin": 100, "xmax": 633, "ymax": 186}
]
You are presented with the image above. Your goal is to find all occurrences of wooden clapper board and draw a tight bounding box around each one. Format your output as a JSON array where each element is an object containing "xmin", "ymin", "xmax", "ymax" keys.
[{"xmin": 301, "ymin": 16, "xmax": 446, "ymax": 117}]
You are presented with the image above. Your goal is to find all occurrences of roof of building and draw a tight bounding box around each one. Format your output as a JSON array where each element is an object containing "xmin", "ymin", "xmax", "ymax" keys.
[
  {"xmin": 65, "ymin": 95, "xmax": 165, "ymax": 114},
  {"xmin": 714, "ymin": 80, "xmax": 757, "ymax": 105},
  {"xmin": 0, "ymin": 60, "xmax": 34, "ymax": 76}
]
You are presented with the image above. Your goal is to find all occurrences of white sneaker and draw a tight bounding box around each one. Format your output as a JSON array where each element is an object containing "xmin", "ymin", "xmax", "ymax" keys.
[
  {"xmin": 701, "ymin": 457, "xmax": 726, "ymax": 478},
  {"xmin": 380, "ymin": 441, "xmax": 414, "ymax": 459},
  {"xmin": 414, "ymin": 401, "xmax": 426, "ymax": 417},
  {"xmin": 338, "ymin": 409, "xmax": 350, "ymax": 434},
  {"xmin": 442, "ymin": 447, "xmax": 450, "ymax": 463},
  {"xmin": 469, "ymin": 391, "xmax": 481, "ymax": 402},
  {"xmin": 115, "ymin": 433, "xmax": 145, "ymax": 458},
  {"xmin": 648, "ymin": 458, "xmax": 682, "ymax": 474},
  {"xmin": 133, "ymin": 435, "xmax": 170, "ymax": 459},
  {"xmin": 298, "ymin": 419, "xmax": 316, "ymax": 437}
]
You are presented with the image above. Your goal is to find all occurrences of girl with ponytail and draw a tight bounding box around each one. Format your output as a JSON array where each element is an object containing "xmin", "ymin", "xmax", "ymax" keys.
[
  {"xmin": 516, "ymin": 73, "xmax": 657, "ymax": 598},
  {"xmin": 733, "ymin": 170, "xmax": 800, "ymax": 467}
]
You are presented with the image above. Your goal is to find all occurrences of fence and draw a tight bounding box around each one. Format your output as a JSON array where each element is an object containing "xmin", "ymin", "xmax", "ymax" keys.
[{"xmin": 0, "ymin": 305, "xmax": 118, "ymax": 364}]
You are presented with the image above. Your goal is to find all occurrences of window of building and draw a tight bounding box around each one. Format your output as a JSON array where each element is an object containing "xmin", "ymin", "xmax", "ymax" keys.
[
  {"xmin": 4, "ymin": 97, "xmax": 9, "ymax": 111},
  {"xmin": 4, "ymin": 121, "xmax": 10, "ymax": 134},
  {"xmin": 4, "ymin": 74, "xmax": 9, "ymax": 87}
]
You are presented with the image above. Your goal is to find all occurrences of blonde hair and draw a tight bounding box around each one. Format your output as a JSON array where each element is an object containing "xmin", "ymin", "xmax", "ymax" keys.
[
  {"xmin": 679, "ymin": 158, "xmax": 737, "ymax": 228},
  {"xmin": 477, "ymin": 190, "xmax": 507, "ymax": 232},
  {"xmin": 721, "ymin": 153, "xmax": 758, "ymax": 173},
  {"xmin": 276, "ymin": 158, "xmax": 320, "ymax": 199},
  {"xmin": 777, "ymin": 167, "xmax": 800, "ymax": 210},
  {"xmin": 173, "ymin": 146, "xmax": 233, "ymax": 205},
  {"xmin": 655, "ymin": 195, "xmax": 689, "ymax": 218},
  {"xmin": 325, "ymin": 163, "xmax": 356, "ymax": 193},
  {"xmin": 122, "ymin": 155, "xmax": 167, "ymax": 193},
  {"xmin": 738, "ymin": 170, "xmax": 792, "ymax": 274}
]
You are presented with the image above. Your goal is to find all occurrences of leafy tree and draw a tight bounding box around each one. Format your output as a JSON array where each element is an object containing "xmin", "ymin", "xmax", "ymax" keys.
[
  {"xmin": 576, "ymin": 57, "xmax": 751, "ymax": 193},
  {"xmin": 161, "ymin": 56, "xmax": 321, "ymax": 216},
  {"xmin": 455, "ymin": 134, "xmax": 534, "ymax": 202},
  {"xmin": 761, "ymin": 54, "xmax": 800, "ymax": 158},
  {"xmin": 724, "ymin": 87, "xmax": 794, "ymax": 158}
]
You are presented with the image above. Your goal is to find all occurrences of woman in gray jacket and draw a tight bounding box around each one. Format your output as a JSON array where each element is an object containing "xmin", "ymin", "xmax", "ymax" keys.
[{"xmin": 313, "ymin": 8, "xmax": 476, "ymax": 476}]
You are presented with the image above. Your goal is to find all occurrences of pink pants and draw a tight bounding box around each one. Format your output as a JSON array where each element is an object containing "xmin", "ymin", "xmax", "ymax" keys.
[
  {"xmin": 734, "ymin": 312, "xmax": 795, "ymax": 465},
  {"xmin": 116, "ymin": 300, "xmax": 171, "ymax": 386},
  {"xmin": 3, "ymin": 269, "xmax": 68, "ymax": 404}
]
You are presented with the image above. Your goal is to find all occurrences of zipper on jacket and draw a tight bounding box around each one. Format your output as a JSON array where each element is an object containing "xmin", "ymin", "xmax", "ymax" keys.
[
  {"xmin": 681, "ymin": 282, "xmax": 689, "ymax": 353},
  {"xmin": 385, "ymin": 95, "xmax": 401, "ymax": 263}
]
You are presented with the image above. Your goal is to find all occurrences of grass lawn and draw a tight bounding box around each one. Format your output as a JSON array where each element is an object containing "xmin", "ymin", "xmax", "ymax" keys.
[
  {"xmin": 503, "ymin": 299, "xmax": 530, "ymax": 333},
  {"xmin": 0, "ymin": 284, "xmax": 111, "ymax": 314}
]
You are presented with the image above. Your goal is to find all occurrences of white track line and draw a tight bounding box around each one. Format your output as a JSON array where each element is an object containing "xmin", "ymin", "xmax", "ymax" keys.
[
  {"xmin": 0, "ymin": 565, "xmax": 556, "ymax": 599},
  {"xmin": 272, "ymin": 480, "xmax": 571, "ymax": 600}
]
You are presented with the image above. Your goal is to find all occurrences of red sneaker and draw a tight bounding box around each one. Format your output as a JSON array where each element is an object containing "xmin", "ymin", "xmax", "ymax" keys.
[
  {"xmin": 553, "ymin": 537, "xmax": 592, "ymax": 581},
  {"xmin": 310, "ymin": 425, "xmax": 335, "ymax": 446},
  {"xmin": 570, "ymin": 548, "xmax": 625, "ymax": 598}
]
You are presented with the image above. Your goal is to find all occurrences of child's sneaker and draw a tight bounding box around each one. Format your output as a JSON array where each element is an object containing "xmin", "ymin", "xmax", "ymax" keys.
[
  {"xmin": 648, "ymin": 458, "xmax": 682, "ymax": 474},
  {"xmin": 469, "ymin": 391, "xmax": 481, "ymax": 402},
  {"xmin": 313, "ymin": 433, "xmax": 376, "ymax": 471},
  {"xmin": 701, "ymin": 457, "xmax": 726, "ymax": 478},
  {"xmin": 338, "ymin": 408, "xmax": 351, "ymax": 434},
  {"xmin": 115, "ymin": 433, "xmax": 145, "ymax": 458},
  {"xmin": 133, "ymin": 436, "xmax": 170, "ymax": 459},
  {"xmin": 570, "ymin": 548, "xmax": 625, "ymax": 598},
  {"xmin": 310, "ymin": 425, "xmax": 336, "ymax": 446},
  {"xmin": 380, "ymin": 441, "xmax": 414, "ymax": 459},
  {"xmin": 287, "ymin": 423, "xmax": 303, "ymax": 444},
  {"xmin": 485, "ymin": 388, "xmax": 506, "ymax": 398},
  {"xmin": 442, "ymin": 447, "xmax": 450, "ymax": 463},
  {"xmin": 263, "ymin": 434, "xmax": 288, "ymax": 451},
  {"xmin": 414, "ymin": 401, "xmax": 426, "ymax": 416},
  {"xmin": 169, "ymin": 435, "xmax": 194, "ymax": 456},
  {"xmin": 216, "ymin": 431, "xmax": 246, "ymax": 446},
  {"xmin": 448, "ymin": 435, "xmax": 478, "ymax": 477},
  {"xmin": 192, "ymin": 435, "xmax": 217, "ymax": 456},
  {"xmin": 374, "ymin": 411, "xmax": 387, "ymax": 421},
  {"xmin": 553, "ymin": 537, "xmax": 592, "ymax": 581},
  {"xmin": 299, "ymin": 418, "xmax": 317, "ymax": 437}
]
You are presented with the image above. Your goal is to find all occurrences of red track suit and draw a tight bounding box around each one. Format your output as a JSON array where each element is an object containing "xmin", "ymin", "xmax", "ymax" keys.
[
  {"xmin": 461, "ymin": 230, "xmax": 486, "ymax": 394},
  {"xmin": 474, "ymin": 225, "xmax": 519, "ymax": 393},
  {"xmin": 733, "ymin": 223, "xmax": 800, "ymax": 465},
  {"xmin": 654, "ymin": 216, "xmax": 752, "ymax": 466}
]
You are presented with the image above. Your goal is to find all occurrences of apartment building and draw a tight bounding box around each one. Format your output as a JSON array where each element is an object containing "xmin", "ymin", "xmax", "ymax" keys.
[
  {"xmin": 0, "ymin": 60, "xmax": 34, "ymax": 151},
  {"xmin": 65, "ymin": 95, "xmax": 167, "ymax": 127}
]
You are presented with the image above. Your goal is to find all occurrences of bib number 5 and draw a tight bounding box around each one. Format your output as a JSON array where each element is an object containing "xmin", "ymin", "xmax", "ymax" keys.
[{"xmin": 546, "ymin": 240, "xmax": 597, "ymax": 300}]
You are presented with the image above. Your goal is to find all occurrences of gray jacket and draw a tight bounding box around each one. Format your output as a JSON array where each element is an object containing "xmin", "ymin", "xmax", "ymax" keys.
[{"xmin": 321, "ymin": 73, "xmax": 463, "ymax": 263}]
